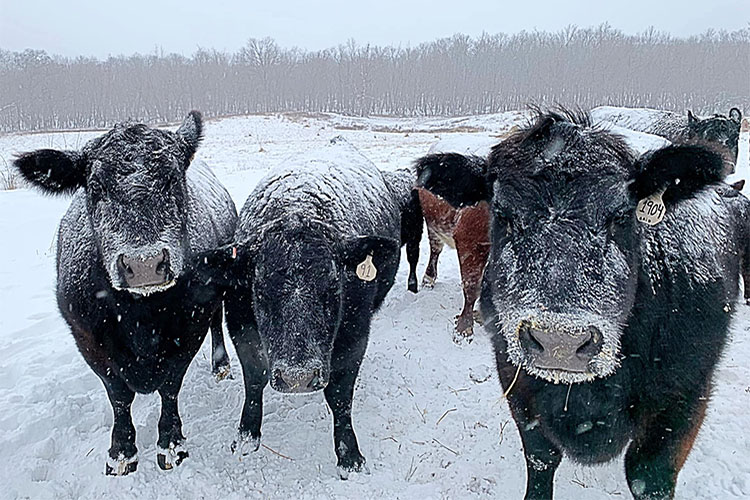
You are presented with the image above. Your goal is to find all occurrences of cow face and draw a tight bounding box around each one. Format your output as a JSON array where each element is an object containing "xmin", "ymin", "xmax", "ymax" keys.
[
  {"xmin": 687, "ymin": 108, "xmax": 742, "ymax": 167},
  {"xmin": 15, "ymin": 112, "xmax": 204, "ymax": 295},
  {"xmin": 417, "ymin": 111, "xmax": 726, "ymax": 384},
  {"xmin": 220, "ymin": 222, "xmax": 398, "ymax": 394}
]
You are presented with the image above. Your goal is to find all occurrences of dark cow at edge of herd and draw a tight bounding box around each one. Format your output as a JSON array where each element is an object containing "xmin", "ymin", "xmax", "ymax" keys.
[{"xmin": 13, "ymin": 102, "xmax": 748, "ymax": 499}]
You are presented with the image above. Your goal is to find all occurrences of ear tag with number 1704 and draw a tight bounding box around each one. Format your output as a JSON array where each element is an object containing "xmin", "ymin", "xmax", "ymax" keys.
[
  {"xmin": 636, "ymin": 188, "xmax": 667, "ymax": 226},
  {"xmin": 356, "ymin": 254, "xmax": 377, "ymax": 281}
]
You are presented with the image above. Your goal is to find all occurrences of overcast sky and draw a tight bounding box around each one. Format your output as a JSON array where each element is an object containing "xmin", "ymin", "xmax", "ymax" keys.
[{"xmin": 1, "ymin": 0, "xmax": 748, "ymax": 58}]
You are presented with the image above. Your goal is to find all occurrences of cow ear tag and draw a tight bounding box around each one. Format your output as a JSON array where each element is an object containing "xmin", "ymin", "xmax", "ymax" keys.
[
  {"xmin": 636, "ymin": 188, "xmax": 667, "ymax": 226},
  {"xmin": 356, "ymin": 254, "xmax": 377, "ymax": 281}
]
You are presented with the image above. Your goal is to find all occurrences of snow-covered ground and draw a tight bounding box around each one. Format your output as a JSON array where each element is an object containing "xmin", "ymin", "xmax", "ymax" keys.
[{"xmin": 0, "ymin": 111, "xmax": 748, "ymax": 500}]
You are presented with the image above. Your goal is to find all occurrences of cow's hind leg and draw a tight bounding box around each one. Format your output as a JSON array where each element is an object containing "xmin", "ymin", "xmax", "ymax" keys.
[
  {"xmin": 625, "ymin": 390, "xmax": 709, "ymax": 499},
  {"xmin": 453, "ymin": 207, "xmax": 491, "ymax": 342},
  {"xmin": 156, "ymin": 374, "xmax": 190, "ymax": 470},
  {"xmin": 103, "ymin": 378, "xmax": 138, "ymax": 476},
  {"xmin": 422, "ymin": 225, "xmax": 443, "ymax": 288},
  {"xmin": 210, "ymin": 304, "xmax": 232, "ymax": 381},
  {"xmin": 402, "ymin": 189, "xmax": 423, "ymax": 293}
]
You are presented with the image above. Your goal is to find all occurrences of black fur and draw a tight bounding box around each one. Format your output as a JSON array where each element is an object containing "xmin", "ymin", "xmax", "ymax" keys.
[
  {"xmin": 631, "ymin": 144, "xmax": 726, "ymax": 203},
  {"xmin": 415, "ymin": 153, "xmax": 488, "ymax": 207},
  {"xmin": 418, "ymin": 110, "xmax": 749, "ymax": 499},
  {"xmin": 14, "ymin": 149, "xmax": 86, "ymax": 194},
  {"xmin": 217, "ymin": 142, "xmax": 406, "ymax": 476},
  {"xmin": 15, "ymin": 112, "xmax": 237, "ymax": 475}
]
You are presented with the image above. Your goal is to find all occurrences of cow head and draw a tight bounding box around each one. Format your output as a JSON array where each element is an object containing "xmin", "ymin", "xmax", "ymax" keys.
[
  {"xmin": 686, "ymin": 107, "xmax": 742, "ymax": 168},
  {"xmin": 202, "ymin": 217, "xmax": 399, "ymax": 393},
  {"xmin": 15, "ymin": 111, "xmax": 204, "ymax": 296},
  {"xmin": 417, "ymin": 110, "xmax": 726, "ymax": 384}
]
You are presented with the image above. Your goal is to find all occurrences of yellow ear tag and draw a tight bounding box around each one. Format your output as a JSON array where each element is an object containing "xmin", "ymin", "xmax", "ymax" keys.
[
  {"xmin": 356, "ymin": 254, "xmax": 377, "ymax": 281},
  {"xmin": 636, "ymin": 188, "xmax": 667, "ymax": 226}
]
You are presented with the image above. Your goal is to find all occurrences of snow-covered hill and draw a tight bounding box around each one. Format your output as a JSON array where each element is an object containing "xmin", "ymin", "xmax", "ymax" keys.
[{"xmin": 0, "ymin": 112, "xmax": 748, "ymax": 499}]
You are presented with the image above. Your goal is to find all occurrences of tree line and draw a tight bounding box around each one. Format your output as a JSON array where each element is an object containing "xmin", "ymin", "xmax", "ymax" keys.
[{"xmin": 0, "ymin": 24, "xmax": 748, "ymax": 133}]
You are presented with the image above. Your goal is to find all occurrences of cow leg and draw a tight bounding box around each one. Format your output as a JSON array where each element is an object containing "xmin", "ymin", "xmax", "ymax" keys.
[
  {"xmin": 454, "ymin": 241, "xmax": 490, "ymax": 342},
  {"xmin": 226, "ymin": 290, "xmax": 267, "ymax": 455},
  {"xmin": 453, "ymin": 204, "xmax": 491, "ymax": 342},
  {"xmin": 517, "ymin": 422, "xmax": 562, "ymax": 500},
  {"xmin": 624, "ymin": 392, "xmax": 709, "ymax": 500},
  {"xmin": 402, "ymin": 189, "xmax": 423, "ymax": 293},
  {"xmin": 742, "ymin": 238, "xmax": 749, "ymax": 305},
  {"xmin": 103, "ymin": 378, "xmax": 138, "ymax": 476},
  {"xmin": 156, "ymin": 373, "xmax": 190, "ymax": 470},
  {"xmin": 210, "ymin": 304, "xmax": 232, "ymax": 381},
  {"xmin": 422, "ymin": 225, "xmax": 444, "ymax": 288},
  {"xmin": 324, "ymin": 311, "xmax": 370, "ymax": 479}
]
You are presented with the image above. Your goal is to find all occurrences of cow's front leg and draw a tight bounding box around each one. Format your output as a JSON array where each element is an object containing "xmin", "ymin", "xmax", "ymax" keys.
[
  {"xmin": 324, "ymin": 318, "xmax": 370, "ymax": 479},
  {"xmin": 226, "ymin": 290, "xmax": 267, "ymax": 456},
  {"xmin": 156, "ymin": 376, "xmax": 189, "ymax": 470},
  {"xmin": 231, "ymin": 329, "xmax": 267, "ymax": 456},
  {"xmin": 625, "ymin": 392, "xmax": 709, "ymax": 500},
  {"xmin": 103, "ymin": 378, "xmax": 138, "ymax": 476},
  {"xmin": 210, "ymin": 305, "xmax": 232, "ymax": 381}
]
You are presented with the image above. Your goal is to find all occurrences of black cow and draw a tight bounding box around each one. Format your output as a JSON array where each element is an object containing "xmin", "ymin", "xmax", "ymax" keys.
[
  {"xmin": 593, "ymin": 105, "xmax": 743, "ymax": 173},
  {"xmin": 416, "ymin": 110, "xmax": 750, "ymax": 499},
  {"xmin": 204, "ymin": 138, "xmax": 419, "ymax": 478},
  {"xmin": 14, "ymin": 112, "xmax": 238, "ymax": 475}
]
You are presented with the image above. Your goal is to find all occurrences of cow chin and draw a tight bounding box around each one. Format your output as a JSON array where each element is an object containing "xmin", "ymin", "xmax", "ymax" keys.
[
  {"xmin": 495, "ymin": 308, "xmax": 622, "ymax": 385},
  {"xmin": 124, "ymin": 279, "xmax": 178, "ymax": 297}
]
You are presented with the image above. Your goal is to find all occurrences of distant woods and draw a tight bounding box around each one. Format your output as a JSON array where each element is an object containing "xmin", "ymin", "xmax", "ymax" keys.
[{"xmin": 0, "ymin": 25, "xmax": 748, "ymax": 132}]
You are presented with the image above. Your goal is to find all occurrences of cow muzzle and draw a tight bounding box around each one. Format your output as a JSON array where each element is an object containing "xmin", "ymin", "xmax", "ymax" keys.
[
  {"xmin": 117, "ymin": 249, "xmax": 173, "ymax": 289},
  {"xmin": 518, "ymin": 320, "xmax": 604, "ymax": 373},
  {"xmin": 270, "ymin": 360, "xmax": 327, "ymax": 393}
]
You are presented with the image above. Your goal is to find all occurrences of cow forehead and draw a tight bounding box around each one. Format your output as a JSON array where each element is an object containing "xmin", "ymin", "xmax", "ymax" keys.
[{"xmin": 85, "ymin": 124, "xmax": 183, "ymax": 163}]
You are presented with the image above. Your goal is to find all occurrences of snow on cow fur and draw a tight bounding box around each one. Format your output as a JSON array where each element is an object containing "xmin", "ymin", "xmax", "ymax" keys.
[{"xmin": 0, "ymin": 111, "xmax": 748, "ymax": 499}]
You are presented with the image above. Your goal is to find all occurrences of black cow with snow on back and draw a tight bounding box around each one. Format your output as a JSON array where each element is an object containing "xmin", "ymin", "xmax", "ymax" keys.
[
  {"xmin": 14, "ymin": 112, "xmax": 238, "ymax": 475},
  {"xmin": 417, "ymin": 110, "xmax": 750, "ymax": 499},
  {"xmin": 204, "ymin": 137, "xmax": 418, "ymax": 478},
  {"xmin": 592, "ymin": 105, "xmax": 743, "ymax": 173}
]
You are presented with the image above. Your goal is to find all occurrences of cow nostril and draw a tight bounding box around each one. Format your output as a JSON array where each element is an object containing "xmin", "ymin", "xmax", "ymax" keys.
[
  {"xmin": 577, "ymin": 326, "xmax": 603, "ymax": 359},
  {"xmin": 117, "ymin": 255, "xmax": 135, "ymax": 278},
  {"xmin": 309, "ymin": 368, "xmax": 321, "ymax": 388},
  {"xmin": 519, "ymin": 321, "xmax": 545, "ymax": 354}
]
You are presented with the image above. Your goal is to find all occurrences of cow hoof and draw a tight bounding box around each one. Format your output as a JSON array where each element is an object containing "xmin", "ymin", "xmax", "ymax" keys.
[
  {"xmin": 105, "ymin": 453, "xmax": 138, "ymax": 476},
  {"xmin": 231, "ymin": 433, "xmax": 261, "ymax": 457},
  {"xmin": 213, "ymin": 363, "xmax": 233, "ymax": 382},
  {"xmin": 421, "ymin": 275, "xmax": 436, "ymax": 289},
  {"xmin": 157, "ymin": 443, "xmax": 188, "ymax": 470},
  {"xmin": 454, "ymin": 317, "xmax": 474, "ymax": 344},
  {"xmin": 407, "ymin": 278, "xmax": 418, "ymax": 294},
  {"xmin": 337, "ymin": 456, "xmax": 369, "ymax": 480},
  {"xmin": 472, "ymin": 310, "xmax": 484, "ymax": 325}
]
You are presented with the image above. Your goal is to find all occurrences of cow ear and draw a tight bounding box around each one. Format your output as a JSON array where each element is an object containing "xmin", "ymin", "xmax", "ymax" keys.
[
  {"xmin": 14, "ymin": 149, "xmax": 86, "ymax": 195},
  {"xmin": 630, "ymin": 145, "xmax": 725, "ymax": 205},
  {"xmin": 415, "ymin": 153, "xmax": 489, "ymax": 208},
  {"xmin": 729, "ymin": 179, "xmax": 745, "ymax": 192},
  {"xmin": 729, "ymin": 108, "xmax": 742, "ymax": 123},
  {"xmin": 687, "ymin": 110, "xmax": 698, "ymax": 125},
  {"xmin": 339, "ymin": 235, "xmax": 400, "ymax": 277},
  {"xmin": 192, "ymin": 243, "xmax": 253, "ymax": 290},
  {"xmin": 177, "ymin": 110, "xmax": 204, "ymax": 161}
]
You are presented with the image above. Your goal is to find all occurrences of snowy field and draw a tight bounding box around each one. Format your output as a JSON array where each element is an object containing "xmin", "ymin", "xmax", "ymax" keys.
[{"xmin": 0, "ymin": 111, "xmax": 748, "ymax": 499}]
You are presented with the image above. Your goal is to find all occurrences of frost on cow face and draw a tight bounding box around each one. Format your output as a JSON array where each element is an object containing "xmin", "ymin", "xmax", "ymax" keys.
[
  {"xmin": 486, "ymin": 112, "xmax": 638, "ymax": 384},
  {"xmin": 687, "ymin": 108, "xmax": 742, "ymax": 167},
  {"xmin": 14, "ymin": 111, "xmax": 204, "ymax": 295},
  {"xmin": 416, "ymin": 111, "xmax": 728, "ymax": 385},
  {"xmin": 251, "ymin": 225, "xmax": 343, "ymax": 393}
]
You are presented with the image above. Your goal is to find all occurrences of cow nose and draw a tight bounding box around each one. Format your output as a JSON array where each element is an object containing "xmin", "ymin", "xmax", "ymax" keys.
[
  {"xmin": 117, "ymin": 249, "xmax": 171, "ymax": 288},
  {"xmin": 519, "ymin": 321, "xmax": 603, "ymax": 373},
  {"xmin": 271, "ymin": 365, "xmax": 325, "ymax": 393}
]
